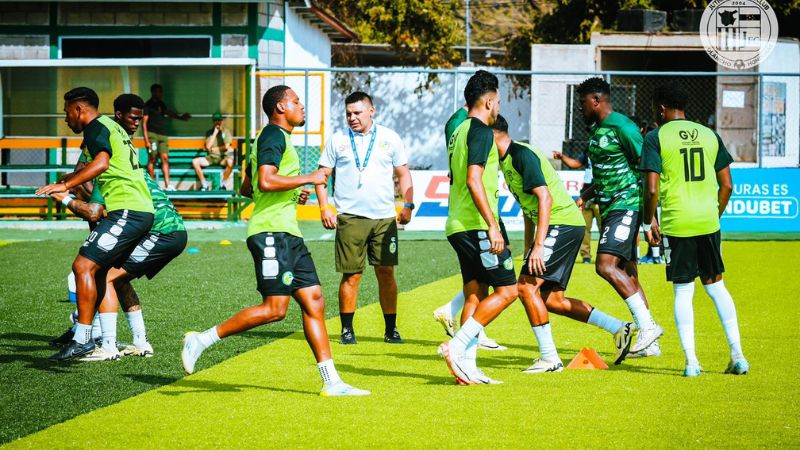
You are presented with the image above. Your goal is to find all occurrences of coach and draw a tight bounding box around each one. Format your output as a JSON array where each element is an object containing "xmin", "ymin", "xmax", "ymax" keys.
[{"xmin": 316, "ymin": 91, "xmax": 414, "ymax": 345}]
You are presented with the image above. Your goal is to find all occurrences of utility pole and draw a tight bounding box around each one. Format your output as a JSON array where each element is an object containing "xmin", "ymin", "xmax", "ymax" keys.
[{"xmin": 465, "ymin": 0, "xmax": 471, "ymax": 65}]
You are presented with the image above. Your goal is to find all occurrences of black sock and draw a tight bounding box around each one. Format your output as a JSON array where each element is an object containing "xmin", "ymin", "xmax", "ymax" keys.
[
  {"xmin": 384, "ymin": 313, "xmax": 397, "ymax": 335},
  {"xmin": 340, "ymin": 312, "xmax": 354, "ymax": 330}
]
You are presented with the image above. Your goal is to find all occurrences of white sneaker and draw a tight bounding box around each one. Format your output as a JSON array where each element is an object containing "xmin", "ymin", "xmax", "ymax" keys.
[
  {"xmin": 627, "ymin": 340, "xmax": 662, "ymax": 358},
  {"xmin": 438, "ymin": 342, "xmax": 475, "ymax": 385},
  {"xmin": 631, "ymin": 324, "xmax": 664, "ymax": 353},
  {"xmin": 320, "ymin": 381, "xmax": 371, "ymax": 397},
  {"xmin": 613, "ymin": 322, "xmax": 636, "ymax": 365},
  {"xmin": 478, "ymin": 336, "xmax": 508, "ymax": 351},
  {"xmin": 433, "ymin": 308, "xmax": 455, "ymax": 337},
  {"xmin": 472, "ymin": 367, "xmax": 503, "ymax": 384},
  {"xmin": 181, "ymin": 332, "xmax": 204, "ymax": 375},
  {"xmin": 122, "ymin": 342, "xmax": 154, "ymax": 357},
  {"xmin": 166, "ymin": 184, "xmax": 176, "ymax": 191},
  {"xmin": 79, "ymin": 346, "xmax": 121, "ymax": 361},
  {"xmin": 522, "ymin": 358, "xmax": 564, "ymax": 374}
]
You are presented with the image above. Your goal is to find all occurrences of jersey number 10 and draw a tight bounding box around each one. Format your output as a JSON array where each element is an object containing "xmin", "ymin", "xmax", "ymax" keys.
[{"xmin": 679, "ymin": 147, "xmax": 705, "ymax": 182}]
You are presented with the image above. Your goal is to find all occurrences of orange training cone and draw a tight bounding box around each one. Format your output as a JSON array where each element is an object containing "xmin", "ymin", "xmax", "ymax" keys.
[{"xmin": 566, "ymin": 347, "xmax": 609, "ymax": 370}]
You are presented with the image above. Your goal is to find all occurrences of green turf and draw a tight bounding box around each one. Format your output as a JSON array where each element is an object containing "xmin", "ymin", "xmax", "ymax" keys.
[
  {"xmin": 0, "ymin": 230, "xmax": 460, "ymax": 444},
  {"xmin": 1, "ymin": 234, "xmax": 799, "ymax": 447}
]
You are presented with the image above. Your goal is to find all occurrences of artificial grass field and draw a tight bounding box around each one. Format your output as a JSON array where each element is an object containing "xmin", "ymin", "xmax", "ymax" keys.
[{"xmin": 1, "ymin": 228, "xmax": 799, "ymax": 448}]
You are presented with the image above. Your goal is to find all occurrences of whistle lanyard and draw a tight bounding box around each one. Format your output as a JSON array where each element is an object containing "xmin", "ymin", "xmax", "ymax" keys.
[{"xmin": 348, "ymin": 127, "xmax": 377, "ymax": 188}]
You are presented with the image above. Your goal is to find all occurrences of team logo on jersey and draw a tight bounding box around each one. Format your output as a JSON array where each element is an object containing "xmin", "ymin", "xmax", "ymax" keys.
[
  {"xmin": 389, "ymin": 237, "xmax": 397, "ymax": 254},
  {"xmin": 281, "ymin": 271, "xmax": 294, "ymax": 286},
  {"xmin": 699, "ymin": 0, "xmax": 778, "ymax": 70},
  {"xmin": 598, "ymin": 136, "xmax": 609, "ymax": 148},
  {"xmin": 503, "ymin": 257, "xmax": 514, "ymax": 270},
  {"xmin": 679, "ymin": 129, "xmax": 699, "ymax": 141}
]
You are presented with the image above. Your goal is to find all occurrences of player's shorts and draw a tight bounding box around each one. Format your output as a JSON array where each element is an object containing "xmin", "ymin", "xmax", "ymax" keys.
[
  {"xmin": 121, "ymin": 230, "xmax": 188, "ymax": 280},
  {"xmin": 499, "ymin": 219, "xmax": 510, "ymax": 247},
  {"xmin": 335, "ymin": 214, "xmax": 398, "ymax": 272},
  {"xmin": 447, "ymin": 230, "xmax": 516, "ymax": 288},
  {"xmin": 79, "ymin": 209, "xmax": 154, "ymax": 269},
  {"xmin": 664, "ymin": 231, "xmax": 725, "ymax": 283},
  {"xmin": 597, "ymin": 209, "xmax": 641, "ymax": 262},
  {"xmin": 247, "ymin": 232, "xmax": 321, "ymax": 297},
  {"xmin": 520, "ymin": 225, "xmax": 584, "ymax": 290},
  {"xmin": 147, "ymin": 132, "xmax": 170, "ymax": 155}
]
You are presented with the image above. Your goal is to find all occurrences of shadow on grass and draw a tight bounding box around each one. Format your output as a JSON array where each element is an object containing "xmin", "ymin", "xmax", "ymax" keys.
[
  {"xmin": 0, "ymin": 332, "xmax": 83, "ymax": 374},
  {"xmin": 334, "ymin": 362, "xmax": 454, "ymax": 385},
  {"xmin": 333, "ymin": 335, "xmax": 444, "ymax": 347},
  {"xmin": 154, "ymin": 378, "xmax": 315, "ymax": 397}
]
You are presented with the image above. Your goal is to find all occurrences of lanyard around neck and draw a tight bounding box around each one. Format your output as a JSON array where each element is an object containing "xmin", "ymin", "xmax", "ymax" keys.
[{"xmin": 348, "ymin": 127, "xmax": 377, "ymax": 172}]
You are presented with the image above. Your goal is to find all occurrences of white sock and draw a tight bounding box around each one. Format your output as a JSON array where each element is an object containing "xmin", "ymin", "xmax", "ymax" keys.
[
  {"xmin": 532, "ymin": 323, "xmax": 559, "ymax": 361},
  {"xmin": 125, "ymin": 310, "xmax": 148, "ymax": 346},
  {"xmin": 317, "ymin": 359, "xmax": 342, "ymax": 386},
  {"xmin": 450, "ymin": 317, "xmax": 483, "ymax": 354},
  {"xmin": 651, "ymin": 246, "xmax": 661, "ymax": 257},
  {"xmin": 674, "ymin": 282, "xmax": 698, "ymax": 366},
  {"xmin": 98, "ymin": 312, "xmax": 117, "ymax": 351},
  {"xmin": 197, "ymin": 326, "xmax": 221, "ymax": 350},
  {"xmin": 478, "ymin": 328, "xmax": 489, "ymax": 341},
  {"xmin": 465, "ymin": 337, "xmax": 478, "ymax": 362},
  {"xmin": 704, "ymin": 280, "xmax": 744, "ymax": 360},
  {"xmin": 587, "ymin": 308, "xmax": 625, "ymax": 335},
  {"xmin": 74, "ymin": 323, "xmax": 92, "ymax": 344},
  {"xmin": 448, "ymin": 291, "xmax": 465, "ymax": 319},
  {"xmin": 624, "ymin": 292, "xmax": 656, "ymax": 329},
  {"xmin": 201, "ymin": 180, "xmax": 209, "ymax": 188},
  {"xmin": 91, "ymin": 313, "xmax": 102, "ymax": 340}
]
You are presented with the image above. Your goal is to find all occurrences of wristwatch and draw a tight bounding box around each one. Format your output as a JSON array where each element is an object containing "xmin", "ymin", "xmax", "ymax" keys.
[{"xmin": 403, "ymin": 203, "xmax": 415, "ymax": 210}]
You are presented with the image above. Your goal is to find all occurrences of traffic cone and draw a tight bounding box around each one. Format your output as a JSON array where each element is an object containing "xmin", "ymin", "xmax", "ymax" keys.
[{"xmin": 567, "ymin": 347, "xmax": 609, "ymax": 370}]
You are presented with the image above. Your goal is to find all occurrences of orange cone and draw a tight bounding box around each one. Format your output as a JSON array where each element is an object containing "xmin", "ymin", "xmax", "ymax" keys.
[{"xmin": 566, "ymin": 347, "xmax": 609, "ymax": 370}]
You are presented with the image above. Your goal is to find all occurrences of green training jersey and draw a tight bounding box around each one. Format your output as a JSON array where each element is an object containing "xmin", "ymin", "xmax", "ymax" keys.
[
  {"xmin": 81, "ymin": 115, "xmax": 153, "ymax": 213},
  {"xmin": 88, "ymin": 174, "xmax": 185, "ymax": 234},
  {"xmin": 587, "ymin": 111, "xmax": 643, "ymax": 218},
  {"xmin": 446, "ymin": 117, "xmax": 500, "ymax": 236},
  {"xmin": 639, "ymin": 120, "xmax": 733, "ymax": 237},
  {"xmin": 444, "ymin": 107, "xmax": 469, "ymax": 145},
  {"xmin": 501, "ymin": 141, "xmax": 584, "ymax": 227},
  {"xmin": 248, "ymin": 124, "xmax": 302, "ymax": 238}
]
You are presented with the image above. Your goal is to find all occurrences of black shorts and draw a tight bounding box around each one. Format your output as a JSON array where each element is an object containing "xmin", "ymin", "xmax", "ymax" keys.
[
  {"xmin": 447, "ymin": 230, "xmax": 517, "ymax": 288},
  {"xmin": 597, "ymin": 209, "xmax": 640, "ymax": 262},
  {"xmin": 122, "ymin": 230, "xmax": 187, "ymax": 280},
  {"xmin": 79, "ymin": 209, "xmax": 154, "ymax": 270},
  {"xmin": 520, "ymin": 225, "xmax": 584, "ymax": 290},
  {"xmin": 664, "ymin": 231, "xmax": 725, "ymax": 283},
  {"xmin": 499, "ymin": 219, "xmax": 510, "ymax": 247},
  {"xmin": 247, "ymin": 232, "xmax": 321, "ymax": 297}
]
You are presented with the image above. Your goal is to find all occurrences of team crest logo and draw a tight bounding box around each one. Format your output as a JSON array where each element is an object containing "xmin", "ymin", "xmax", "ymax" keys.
[
  {"xmin": 503, "ymin": 257, "xmax": 514, "ymax": 270},
  {"xmin": 598, "ymin": 136, "xmax": 609, "ymax": 148},
  {"xmin": 700, "ymin": 0, "xmax": 778, "ymax": 70},
  {"xmin": 389, "ymin": 237, "xmax": 397, "ymax": 254},
  {"xmin": 679, "ymin": 129, "xmax": 699, "ymax": 141},
  {"xmin": 281, "ymin": 271, "xmax": 294, "ymax": 286}
]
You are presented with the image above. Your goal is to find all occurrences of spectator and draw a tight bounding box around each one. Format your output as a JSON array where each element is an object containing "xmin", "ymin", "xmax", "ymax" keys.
[
  {"xmin": 143, "ymin": 83, "xmax": 191, "ymax": 190},
  {"xmin": 192, "ymin": 113, "xmax": 234, "ymax": 191}
]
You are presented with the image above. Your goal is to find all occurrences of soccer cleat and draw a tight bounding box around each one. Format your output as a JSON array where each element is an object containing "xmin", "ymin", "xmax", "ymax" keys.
[
  {"xmin": 79, "ymin": 346, "xmax": 122, "ymax": 361},
  {"xmin": 627, "ymin": 340, "xmax": 662, "ymax": 359},
  {"xmin": 384, "ymin": 327, "xmax": 404, "ymax": 344},
  {"xmin": 472, "ymin": 367, "xmax": 503, "ymax": 384},
  {"xmin": 684, "ymin": 364, "xmax": 702, "ymax": 377},
  {"xmin": 582, "ymin": 257, "xmax": 592, "ymax": 264},
  {"xmin": 631, "ymin": 324, "xmax": 663, "ymax": 353},
  {"xmin": 652, "ymin": 256, "xmax": 664, "ymax": 264},
  {"xmin": 522, "ymin": 358, "xmax": 564, "ymax": 374},
  {"xmin": 320, "ymin": 381, "xmax": 371, "ymax": 397},
  {"xmin": 339, "ymin": 327, "xmax": 357, "ymax": 345},
  {"xmin": 432, "ymin": 308, "xmax": 455, "ymax": 337},
  {"xmin": 122, "ymin": 342, "xmax": 154, "ymax": 357},
  {"xmin": 181, "ymin": 332, "xmax": 205, "ymax": 375},
  {"xmin": 48, "ymin": 339, "xmax": 96, "ymax": 362},
  {"xmin": 438, "ymin": 342, "xmax": 474, "ymax": 385},
  {"xmin": 639, "ymin": 256, "xmax": 654, "ymax": 264},
  {"xmin": 725, "ymin": 358, "xmax": 750, "ymax": 375},
  {"xmin": 613, "ymin": 322, "xmax": 636, "ymax": 365},
  {"xmin": 49, "ymin": 328, "xmax": 75, "ymax": 348},
  {"xmin": 478, "ymin": 336, "xmax": 507, "ymax": 351}
]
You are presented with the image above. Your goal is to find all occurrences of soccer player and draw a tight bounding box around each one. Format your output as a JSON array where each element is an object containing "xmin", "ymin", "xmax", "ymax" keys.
[
  {"xmin": 576, "ymin": 77, "xmax": 663, "ymax": 358},
  {"xmin": 37, "ymin": 87, "xmax": 155, "ymax": 361},
  {"xmin": 492, "ymin": 115, "xmax": 635, "ymax": 371},
  {"xmin": 49, "ymin": 94, "xmax": 187, "ymax": 360},
  {"xmin": 438, "ymin": 70, "xmax": 519, "ymax": 385},
  {"xmin": 181, "ymin": 85, "xmax": 369, "ymax": 397},
  {"xmin": 432, "ymin": 101, "xmax": 506, "ymax": 351},
  {"xmin": 640, "ymin": 82, "xmax": 749, "ymax": 377}
]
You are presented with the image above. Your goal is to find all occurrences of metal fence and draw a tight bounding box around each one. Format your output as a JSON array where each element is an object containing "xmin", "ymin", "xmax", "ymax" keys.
[{"xmin": 255, "ymin": 67, "xmax": 800, "ymax": 172}]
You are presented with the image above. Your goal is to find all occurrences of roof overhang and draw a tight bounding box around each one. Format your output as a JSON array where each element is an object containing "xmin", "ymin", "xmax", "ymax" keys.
[{"xmin": 287, "ymin": 0, "xmax": 358, "ymax": 43}]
